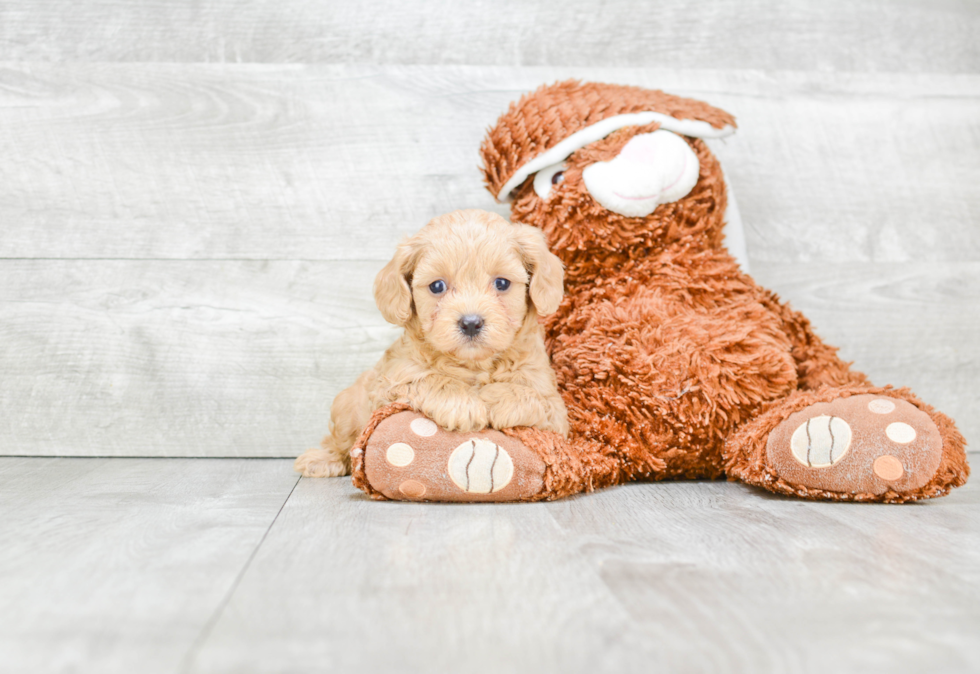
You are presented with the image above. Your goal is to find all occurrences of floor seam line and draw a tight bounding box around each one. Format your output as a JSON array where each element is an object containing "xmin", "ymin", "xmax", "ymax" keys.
[{"xmin": 177, "ymin": 474, "xmax": 302, "ymax": 674}]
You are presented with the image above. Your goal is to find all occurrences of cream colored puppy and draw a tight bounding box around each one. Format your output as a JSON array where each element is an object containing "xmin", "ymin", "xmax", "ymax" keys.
[{"xmin": 295, "ymin": 209, "xmax": 569, "ymax": 478}]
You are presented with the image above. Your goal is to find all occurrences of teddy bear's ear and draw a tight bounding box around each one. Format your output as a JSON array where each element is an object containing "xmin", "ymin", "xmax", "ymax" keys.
[
  {"xmin": 374, "ymin": 239, "xmax": 421, "ymax": 327},
  {"xmin": 514, "ymin": 224, "xmax": 564, "ymax": 316}
]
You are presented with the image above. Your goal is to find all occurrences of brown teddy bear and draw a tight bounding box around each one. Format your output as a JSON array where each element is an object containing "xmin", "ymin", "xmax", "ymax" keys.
[{"xmin": 349, "ymin": 80, "xmax": 969, "ymax": 503}]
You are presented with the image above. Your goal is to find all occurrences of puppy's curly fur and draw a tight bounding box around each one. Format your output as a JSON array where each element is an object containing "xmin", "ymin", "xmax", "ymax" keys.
[{"xmin": 295, "ymin": 209, "xmax": 569, "ymax": 478}]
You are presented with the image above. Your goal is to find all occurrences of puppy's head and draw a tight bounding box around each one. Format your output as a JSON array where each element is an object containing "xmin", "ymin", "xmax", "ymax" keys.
[{"xmin": 374, "ymin": 209, "xmax": 563, "ymax": 361}]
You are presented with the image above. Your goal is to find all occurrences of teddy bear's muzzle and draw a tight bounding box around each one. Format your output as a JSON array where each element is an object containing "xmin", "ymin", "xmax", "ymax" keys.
[{"xmin": 582, "ymin": 130, "xmax": 700, "ymax": 218}]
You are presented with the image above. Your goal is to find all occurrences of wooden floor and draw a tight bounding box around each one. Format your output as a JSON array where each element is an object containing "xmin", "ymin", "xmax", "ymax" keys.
[
  {"xmin": 1, "ymin": 457, "xmax": 979, "ymax": 674},
  {"xmin": 2, "ymin": 1, "xmax": 979, "ymax": 672}
]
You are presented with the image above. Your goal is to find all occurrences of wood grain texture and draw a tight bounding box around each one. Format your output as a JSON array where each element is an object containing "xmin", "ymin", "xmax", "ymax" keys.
[
  {"xmin": 0, "ymin": 457, "xmax": 298, "ymax": 674},
  {"xmin": 186, "ymin": 475, "xmax": 660, "ymax": 673},
  {"xmin": 186, "ymin": 476, "xmax": 980, "ymax": 674},
  {"xmin": 752, "ymin": 261, "xmax": 980, "ymax": 449},
  {"xmin": 0, "ymin": 0, "xmax": 977, "ymax": 72},
  {"xmin": 560, "ymin": 479, "xmax": 980, "ymax": 673},
  {"xmin": 2, "ymin": 259, "xmax": 974, "ymax": 457},
  {"xmin": 1, "ymin": 66, "xmax": 978, "ymax": 262},
  {"xmin": 0, "ymin": 259, "xmax": 398, "ymax": 457}
]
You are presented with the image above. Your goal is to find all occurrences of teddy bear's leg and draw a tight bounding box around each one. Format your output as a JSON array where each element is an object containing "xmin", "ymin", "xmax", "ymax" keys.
[
  {"xmin": 725, "ymin": 385, "xmax": 969, "ymax": 502},
  {"xmin": 348, "ymin": 404, "xmax": 621, "ymax": 502},
  {"xmin": 759, "ymin": 290, "xmax": 871, "ymax": 390}
]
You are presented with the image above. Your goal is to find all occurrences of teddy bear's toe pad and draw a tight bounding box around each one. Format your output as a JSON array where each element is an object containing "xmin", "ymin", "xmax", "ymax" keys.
[
  {"xmin": 362, "ymin": 411, "xmax": 546, "ymax": 502},
  {"xmin": 767, "ymin": 394, "xmax": 943, "ymax": 496}
]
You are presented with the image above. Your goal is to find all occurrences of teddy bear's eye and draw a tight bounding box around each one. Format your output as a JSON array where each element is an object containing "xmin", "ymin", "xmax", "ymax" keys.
[
  {"xmin": 429, "ymin": 280, "xmax": 446, "ymax": 294},
  {"xmin": 532, "ymin": 161, "xmax": 568, "ymax": 199},
  {"xmin": 494, "ymin": 278, "xmax": 511, "ymax": 292}
]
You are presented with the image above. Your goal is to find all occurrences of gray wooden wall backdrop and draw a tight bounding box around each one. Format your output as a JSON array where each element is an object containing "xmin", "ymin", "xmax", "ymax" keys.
[{"xmin": 1, "ymin": 2, "xmax": 978, "ymax": 457}]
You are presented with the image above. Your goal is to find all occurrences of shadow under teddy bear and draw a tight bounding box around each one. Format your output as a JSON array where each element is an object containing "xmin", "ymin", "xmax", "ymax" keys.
[{"xmin": 350, "ymin": 80, "xmax": 969, "ymax": 504}]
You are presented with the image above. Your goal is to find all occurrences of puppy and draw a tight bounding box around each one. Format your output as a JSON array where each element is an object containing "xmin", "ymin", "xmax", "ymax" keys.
[{"xmin": 295, "ymin": 209, "xmax": 569, "ymax": 478}]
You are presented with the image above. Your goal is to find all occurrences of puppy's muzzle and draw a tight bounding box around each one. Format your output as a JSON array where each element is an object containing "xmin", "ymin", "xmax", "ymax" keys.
[{"xmin": 458, "ymin": 314, "xmax": 485, "ymax": 338}]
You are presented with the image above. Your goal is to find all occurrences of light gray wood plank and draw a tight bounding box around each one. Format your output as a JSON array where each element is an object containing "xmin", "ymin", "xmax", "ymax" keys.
[
  {"xmin": 707, "ymin": 76, "xmax": 980, "ymax": 264},
  {"xmin": 184, "ymin": 476, "xmax": 660, "ymax": 674},
  {"xmin": 0, "ymin": 63, "xmax": 506, "ymax": 260},
  {"xmin": 188, "ymin": 477, "xmax": 980, "ymax": 674},
  {"xmin": 752, "ymin": 261, "xmax": 980, "ymax": 449},
  {"xmin": 0, "ymin": 1, "xmax": 977, "ymax": 73},
  {"xmin": 549, "ymin": 479, "xmax": 980, "ymax": 673},
  {"xmin": 0, "ymin": 259, "xmax": 397, "ymax": 457},
  {"xmin": 0, "ymin": 65, "xmax": 977, "ymax": 262},
  {"xmin": 1, "ymin": 259, "xmax": 975, "ymax": 457},
  {"xmin": 0, "ymin": 457, "xmax": 298, "ymax": 674}
]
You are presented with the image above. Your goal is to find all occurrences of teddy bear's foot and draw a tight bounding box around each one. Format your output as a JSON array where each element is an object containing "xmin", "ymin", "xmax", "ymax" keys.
[
  {"xmin": 766, "ymin": 393, "xmax": 945, "ymax": 498},
  {"xmin": 352, "ymin": 409, "xmax": 549, "ymax": 502}
]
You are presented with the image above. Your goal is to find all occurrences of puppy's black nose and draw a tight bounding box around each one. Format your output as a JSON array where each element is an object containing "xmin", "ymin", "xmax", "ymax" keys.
[{"xmin": 458, "ymin": 314, "xmax": 484, "ymax": 338}]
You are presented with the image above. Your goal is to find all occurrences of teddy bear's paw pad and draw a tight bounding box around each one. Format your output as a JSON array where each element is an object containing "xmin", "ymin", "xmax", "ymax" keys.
[
  {"xmin": 362, "ymin": 411, "xmax": 545, "ymax": 502},
  {"xmin": 447, "ymin": 439, "xmax": 515, "ymax": 493},
  {"xmin": 767, "ymin": 394, "xmax": 943, "ymax": 496}
]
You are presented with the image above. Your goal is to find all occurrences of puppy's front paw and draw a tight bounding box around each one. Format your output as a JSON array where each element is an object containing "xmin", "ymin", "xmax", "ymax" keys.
[
  {"xmin": 425, "ymin": 395, "xmax": 489, "ymax": 433},
  {"xmin": 294, "ymin": 448, "xmax": 351, "ymax": 477},
  {"xmin": 481, "ymin": 383, "xmax": 562, "ymax": 432},
  {"xmin": 487, "ymin": 404, "xmax": 550, "ymax": 432},
  {"xmin": 479, "ymin": 382, "xmax": 514, "ymax": 407}
]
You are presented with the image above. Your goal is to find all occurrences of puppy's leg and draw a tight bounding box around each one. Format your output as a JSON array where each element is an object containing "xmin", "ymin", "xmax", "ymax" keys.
[
  {"xmin": 294, "ymin": 442, "xmax": 349, "ymax": 478},
  {"xmin": 480, "ymin": 382, "xmax": 570, "ymax": 435},
  {"xmin": 393, "ymin": 377, "xmax": 490, "ymax": 433},
  {"xmin": 295, "ymin": 372, "xmax": 373, "ymax": 477}
]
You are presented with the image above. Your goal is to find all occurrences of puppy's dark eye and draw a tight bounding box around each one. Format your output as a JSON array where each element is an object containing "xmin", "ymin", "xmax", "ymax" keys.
[
  {"xmin": 429, "ymin": 280, "xmax": 446, "ymax": 294},
  {"xmin": 494, "ymin": 278, "xmax": 511, "ymax": 291},
  {"xmin": 551, "ymin": 171, "xmax": 565, "ymax": 185}
]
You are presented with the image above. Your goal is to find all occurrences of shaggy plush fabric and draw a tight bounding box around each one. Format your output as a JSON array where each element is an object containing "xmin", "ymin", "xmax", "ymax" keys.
[
  {"xmin": 482, "ymin": 81, "xmax": 736, "ymax": 201},
  {"xmin": 351, "ymin": 80, "xmax": 968, "ymax": 503},
  {"xmin": 725, "ymin": 385, "xmax": 968, "ymax": 503}
]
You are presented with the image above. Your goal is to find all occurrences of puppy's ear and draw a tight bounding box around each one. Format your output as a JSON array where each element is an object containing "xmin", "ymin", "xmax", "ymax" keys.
[
  {"xmin": 374, "ymin": 239, "xmax": 421, "ymax": 326},
  {"xmin": 514, "ymin": 224, "xmax": 564, "ymax": 316}
]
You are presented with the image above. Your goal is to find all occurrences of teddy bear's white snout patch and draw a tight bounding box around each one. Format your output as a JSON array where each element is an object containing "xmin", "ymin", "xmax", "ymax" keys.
[{"xmin": 582, "ymin": 130, "xmax": 700, "ymax": 217}]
